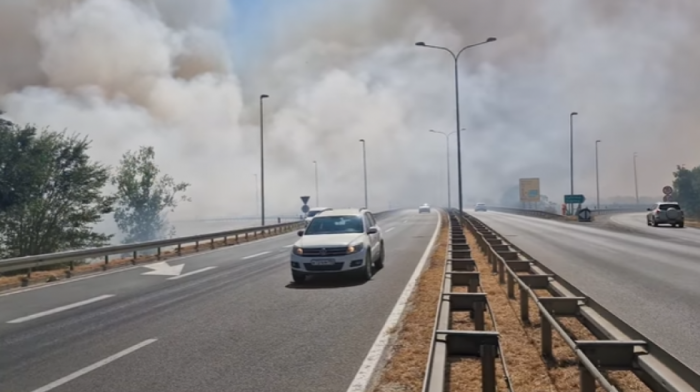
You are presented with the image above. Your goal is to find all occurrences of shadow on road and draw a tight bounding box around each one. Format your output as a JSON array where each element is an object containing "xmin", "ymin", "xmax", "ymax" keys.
[{"xmin": 285, "ymin": 265, "xmax": 384, "ymax": 290}]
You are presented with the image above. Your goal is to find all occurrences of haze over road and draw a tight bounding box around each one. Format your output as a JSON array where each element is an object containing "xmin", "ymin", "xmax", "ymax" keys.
[
  {"xmin": 0, "ymin": 209, "xmax": 438, "ymax": 392},
  {"xmin": 470, "ymin": 210, "xmax": 700, "ymax": 373}
]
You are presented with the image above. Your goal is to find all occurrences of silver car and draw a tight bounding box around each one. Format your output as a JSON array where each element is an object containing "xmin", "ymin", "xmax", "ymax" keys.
[
  {"xmin": 646, "ymin": 202, "xmax": 684, "ymax": 228},
  {"xmin": 418, "ymin": 203, "xmax": 431, "ymax": 213}
]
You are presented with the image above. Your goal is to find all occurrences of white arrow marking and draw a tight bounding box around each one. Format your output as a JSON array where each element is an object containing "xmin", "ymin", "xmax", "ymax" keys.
[
  {"xmin": 167, "ymin": 266, "xmax": 217, "ymax": 280},
  {"xmin": 141, "ymin": 261, "xmax": 185, "ymax": 276}
]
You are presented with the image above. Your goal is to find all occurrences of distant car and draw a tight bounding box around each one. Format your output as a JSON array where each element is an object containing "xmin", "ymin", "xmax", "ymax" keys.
[
  {"xmin": 418, "ymin": 203, "xmax": 431, "ymax": 213},
  {"xmin": 475, "ymin": 203, "xmax": 488, "ymax": 212},
  {"xmin": 646, "ymin": 202, "xmax": 684, "ymax": 227},
  {"xmin": 290, "ymin": 208, "xmax": 385, "ymax": 284},
  {"xmin": 304, "ymin": 207, "xmax": 333, "ymax": 226}
]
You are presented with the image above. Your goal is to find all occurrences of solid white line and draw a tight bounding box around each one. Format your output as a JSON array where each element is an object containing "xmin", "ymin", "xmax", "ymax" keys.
[
  {"xmin": 345, "ymin": 209, "xmax": 442, "ymax": 392},
  {"xmin": 30, "ymin": 338, "xmax": 157, "ymax": 392},
  {"xmin": 385, "ymin": 227, "xmax": 395, "ymax": 232},
  {"xmin": 7, "ymin": 294, "xmax": 115, "ymax": 324},
  {"xmin": 242, "ymin": 251, "xmax": 270, "ymax": 260},
  {"xmin": 167, "ymin": 266, "xmax": 217, "ymax": 280},
  {"xmin": 283, "ymin": 244, "xmax": 295, "ymax": 248}
]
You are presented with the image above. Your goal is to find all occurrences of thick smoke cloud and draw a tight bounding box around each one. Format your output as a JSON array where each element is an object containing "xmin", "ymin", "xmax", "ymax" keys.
[{"xmin": 1, "ymin": 0, "xmax": 698, "ymax": 221}]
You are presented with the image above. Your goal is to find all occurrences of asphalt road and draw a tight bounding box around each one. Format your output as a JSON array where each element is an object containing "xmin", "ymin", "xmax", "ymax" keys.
[
  {"xmin": 609, "ymin": 212, "xmax": 700, "ymax": 246},
  {"xmin": 0, "ymin": 209, "xmax": 439, "ymax": 392},
  {"xmin": 469, "ymin": 210, "xmax": 700, "ymax": 373}
]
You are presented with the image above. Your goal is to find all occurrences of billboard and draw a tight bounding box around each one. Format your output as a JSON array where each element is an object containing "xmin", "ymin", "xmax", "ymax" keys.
[{"xmin": 519, "ymin": 178, "xmax": 541, "ymax": 203}]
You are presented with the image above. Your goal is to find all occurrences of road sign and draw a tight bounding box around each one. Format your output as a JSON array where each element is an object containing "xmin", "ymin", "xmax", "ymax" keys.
[
  {"xmin": 300, "ymin": 196, "xmax": 310, "ymax": 205},
  {"xmin": 564, "ymin": 194, "xmax": 585, "ymax": 204},
  {"xmin": 301, "ymin": 205, "xmax": 310, "ymax": 214},
  {"xmin": 519, "ymin": 178, "xmax": 541, "ymax": 203},
  {"xmin": 663, "ymin": 194, "xmax": 673, "ymax": 202},
  {"xmin": 662, "ymin": 186, "xmax": 673, "ymax": 195},
  {"xmin": 577, "ymin": 207, "xmax": 592, "ymax": 222}
]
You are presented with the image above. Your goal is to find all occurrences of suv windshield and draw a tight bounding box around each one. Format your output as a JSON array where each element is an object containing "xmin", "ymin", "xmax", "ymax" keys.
[
  {"xmin": 305, "ymin": 216, "xmax": 364, "ymax": 235},
  {"xmin": 659, "ymin": 203, "xmax": 682, "ymax": 210}
]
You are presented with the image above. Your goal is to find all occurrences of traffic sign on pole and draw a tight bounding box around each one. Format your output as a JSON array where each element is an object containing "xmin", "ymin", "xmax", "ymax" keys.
[
  {"xmin": 301, "ymin": 205, "xmax": 310, "ymax": 213},
  {"xmin": 300, "ymin": 196, "xmax": 310, "ymax": 205},
  {"xmin": 564, "ymin": 194, "xmax": 585, "ymax": 204},
  {"xmin": 662, "ymin": 186, "xmax": 673, "ymax": 195}
]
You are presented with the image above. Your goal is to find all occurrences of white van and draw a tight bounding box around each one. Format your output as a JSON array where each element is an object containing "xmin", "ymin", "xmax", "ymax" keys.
[{"xmin": 305, "ymin": 207, "xmax": 333, "ymax": 226}]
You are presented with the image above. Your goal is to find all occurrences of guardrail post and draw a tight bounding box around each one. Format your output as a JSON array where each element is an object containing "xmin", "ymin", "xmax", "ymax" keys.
[
  {"xmin": 541, "ymin": 310, "xmax": 552, "ymax": 358},
  {"xmin": 474, "ymin": 301, "xmax": 485, "ymax": 331},
  {"xmin": 177, "ymin": 244, "xmax": 182, "ymax": 255},
  {"xmin": 195, "ymin": 241, "xmax": 199, "ymax": 252},
  {"xmin": 210, "ymin": 238, "xmax": 214, "ymax": 249},
  {"xmin": 132, "ymin": 251, "xmax": 137, "ymax": 265},
  {"xmin": 66, "ymin": 261, "xmax": 74, "ymax": 278},
  {"xmin": 103, "ymin": 255, "xmax": 109, "ymax": 271},
  {"xmin": 481, "ymin": 344, "xmax": 497, "ymax": 392},
  {"xmin": 498, "ymin": 258, "xmax": 505, "ymax": 284},
  {"xmin": 519, "ymin": 285, "xmax": 529, "ymax": 322},
  {"xmin": 579, "ymin": 365, "xmax": 596, "ymax": 392},
  {"xmin": 157, "ymin": 247, "xmax": 161, "ymax": 260},
  {"xmin": 224, "ymin": 236, "xmax": 228, "ymax": 245},
  {"xmin": 507, "ymin": 273, "xmax": 515, "ymax": 299},
  {"xmin": 245, "ymin": 233, "xmax": 248, "ymax": 240}
]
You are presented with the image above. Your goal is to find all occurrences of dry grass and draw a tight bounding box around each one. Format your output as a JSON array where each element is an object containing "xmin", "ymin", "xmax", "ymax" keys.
[
  {"xmin": 372, "ymin": 213, "xmax": 449, "ymax": 392},
  {"xmin": 463, "ymin": 224, "xmax": 652, "ymax": 392},
  {"xmin": 686, "ymin": 219, "xmax": 700, "ymax": 228},
  {"xmin": 0, "ymin": 228, "xmax": 293, "ymax": 291}
]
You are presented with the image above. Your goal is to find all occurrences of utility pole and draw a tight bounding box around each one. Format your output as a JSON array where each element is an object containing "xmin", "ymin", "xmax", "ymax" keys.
[
  {"xmin": 595, "ymin": 140, "xmax": 601, "ymax": 210},
  {"xmin": 313, "ymin": 160, "xmax": 319, "ymax": 207},
  {"xmin": 359, "ymin": 139, "xmax": 368, "ymax": 209},
  {"xmin": 633, "ymin": 152, "xmax": 639, "ymax": 204},
  {"xmin": 259, "ymin": 94, "xmax": 269, "ymax": 226},
  {"xmin": 569, "ymin": 111, "xmax": 578, "ymax": 214}
]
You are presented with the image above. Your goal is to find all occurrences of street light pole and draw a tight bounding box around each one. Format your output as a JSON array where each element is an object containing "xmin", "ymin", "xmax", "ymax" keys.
[
  {"xmin": 259, "ymin": 94, "xmax": 269, "ymax": 226},
  {"xmin": 254, "ymin": 173, "xmax": 259, "ymax": 217},
  {"xmin": 595, "ymin": 140, "xmax": 601, "ymax": 210},
  {"xmin": 633, "ymin": 152, "xmax": 639, "ymax": 204},
  {"xmin": 569, "ymin": 111, "xmax": 578, "ymax": 214},
  {"xmin": 313, "ymin": 160, "xmax": 319, "ymax": 207},
  {"xmin": 416, "ymin": 37, "xmax": 497, "ymax": 213},
  {"xmin": 359, "ymin": 139, "xmax": 368, "ymax": 209}
]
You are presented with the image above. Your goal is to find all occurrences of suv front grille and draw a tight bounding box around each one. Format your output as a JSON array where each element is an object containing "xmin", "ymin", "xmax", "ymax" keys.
[
  {"xmin": 300, "ymin": 247, "xmax": 348, "ymax": 257},
  {"xmin": 304, "ymin": 262, "xmax": 345, "ymax": 271}
]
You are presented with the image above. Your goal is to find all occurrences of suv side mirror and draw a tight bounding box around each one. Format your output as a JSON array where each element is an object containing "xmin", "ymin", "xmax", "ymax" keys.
[
  {"xmin": 297, "ymin": 230, "xmax": 304, "ymax": 237},
  {"xmin": 646, "ymin": 208, "xmax": 651, "ymax": 211},
  {"xmin": 367, "ymin": 227, "xmax": 378, "ymax": 234}
]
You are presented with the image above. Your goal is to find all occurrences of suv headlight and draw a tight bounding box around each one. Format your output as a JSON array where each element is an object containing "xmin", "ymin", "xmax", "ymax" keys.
[
  {"xmin": 292, "ymin": 246, "xmax": 303, "ymax": 255},
  {"xmin": 347, "ymin": 243, "xmax": 364, "ymax": 254}
]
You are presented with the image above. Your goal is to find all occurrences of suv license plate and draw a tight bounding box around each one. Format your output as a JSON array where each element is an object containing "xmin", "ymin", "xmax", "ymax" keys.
[{"xmin": 311, "ymin": 259, "xmax": 335, "ymax": 266}]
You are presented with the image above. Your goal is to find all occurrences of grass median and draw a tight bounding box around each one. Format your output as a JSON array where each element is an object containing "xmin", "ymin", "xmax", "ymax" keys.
[
  {"xmin": 0, "ymin": 225, "xmax": 298, "ymax": 292},
  {"xmin": 371, "ymin": 211, "xmax": 448, "ymax": 392}
]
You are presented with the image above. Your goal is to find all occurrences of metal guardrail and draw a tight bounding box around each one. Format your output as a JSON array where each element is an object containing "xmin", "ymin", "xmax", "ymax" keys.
[
  {"xmin": 485, "ymin": 206, "xmax": 647, "ymax": 220},
  {"xmin": 459, "ymin": 210, "xmax": 700, "ymax": 392},
  {"xmin": 422, "ymin": 210, "xmax": 511, "ymax": 392},
  {"xmin": 0, "ymin": 209, "xmax": 397, "ymax": 279}
]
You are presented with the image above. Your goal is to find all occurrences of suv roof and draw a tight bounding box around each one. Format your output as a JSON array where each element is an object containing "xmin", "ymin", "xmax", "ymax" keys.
[{"xmin": 317, "ymin": 208, "xmax": 368, "ymax": 217}]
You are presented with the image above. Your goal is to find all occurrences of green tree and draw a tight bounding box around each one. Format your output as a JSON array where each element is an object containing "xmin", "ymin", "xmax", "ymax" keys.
[
  {"xmin": 112, "ymin": 146, "xmax": 190, "ymax": 244},
  {"xmin": 0, "ymin": 123, "xmax": 114, "ymax": 258},
  {"xmin": 672, "ymin": 164, "xmax": 700, "ymax": 219}
]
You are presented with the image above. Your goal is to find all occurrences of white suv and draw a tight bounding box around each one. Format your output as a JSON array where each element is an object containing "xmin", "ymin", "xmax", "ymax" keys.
[{"xmin": 290, "ymin": 208, "xmax": 385, "ymax": 284}]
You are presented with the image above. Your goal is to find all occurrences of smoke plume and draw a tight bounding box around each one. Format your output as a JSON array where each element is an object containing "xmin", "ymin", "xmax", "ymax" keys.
[{"xmin": 1, "ymin": 0, "xmax": 698, "ymax": 220}]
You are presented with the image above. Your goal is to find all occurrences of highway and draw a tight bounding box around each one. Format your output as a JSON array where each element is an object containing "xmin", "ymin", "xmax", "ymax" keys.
[
  {"xmin": 471, "ymin": 210, "xmax": 700, "ymax": 373},
  {"xmin": 0, "ymin": 209, "xmax": 439, "ymax": 392},
  {"xmin": 609, "ymin": 212, "xmax": 700, "ymax": 246}
]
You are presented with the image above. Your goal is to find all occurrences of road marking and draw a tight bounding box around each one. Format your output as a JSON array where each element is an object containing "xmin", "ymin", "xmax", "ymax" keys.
[
  {"xmin": 167, "ymin": 266, "xmax": 217, "ymax": 280},
  {"xmin": 283, "ymin": 244, "xmax": 295, "ymax": 248},
  {"xmin": 7, "ymin": 294, "xmax": 115, "ymax": 324},
  {"xmin": 385, "ymin": 227, "xmax": 395, "ymax": 232},
  {"xmin": 242, "ymin": 251, "xmax": 270, "ymax": 260},
  {"xmin": 346, "ymin": 210, "xmax": 442, "ymax": 392},
  {"xmin": 30, "ymin": 338, "xmax": 158, "ymax": 392},
  {"xmin": 141, "ymin": 261, "xmax": 185, "ymax": 276},
  {"xmin": 0, "ymin": 231, "xmax": 302, "ymax": 298}
]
